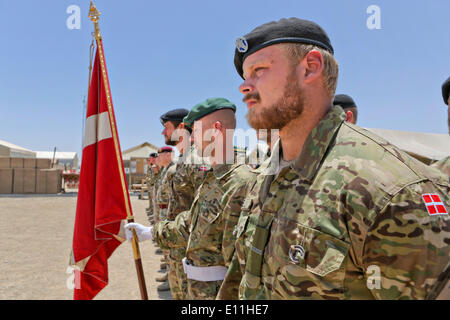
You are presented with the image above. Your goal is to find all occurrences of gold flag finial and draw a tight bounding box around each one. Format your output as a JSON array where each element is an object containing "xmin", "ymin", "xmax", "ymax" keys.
[
  {"xmin": 88, "ymin": 1, "xmax": 101, "ymax": 40},
  {"xmin": 88, "ymin": 1, "xmax": 100, "ymax": 22}
]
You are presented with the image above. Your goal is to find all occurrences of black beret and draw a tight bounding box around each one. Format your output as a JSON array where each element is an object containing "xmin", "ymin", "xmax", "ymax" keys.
[
  {"xmin": 149, "ymin": 153, "xmax": 158, "ymax": 158},
  {"xmin": 234, "ymin": 18, "xmax": 334, "ymax": 79},
  {"xmin": 160, "ymin": 108, "xmax": 189, "ymax": 125},
  {"xmin": 158, "ymin": 146, "xmax": 173, "ymax": 153},
  {"xmin": 333, "ymin": 94, "xmax": 357, "ymax": 110},
  {"xmin": 442, "ymin": 77, "xmax": 450, "ymax": 105}
]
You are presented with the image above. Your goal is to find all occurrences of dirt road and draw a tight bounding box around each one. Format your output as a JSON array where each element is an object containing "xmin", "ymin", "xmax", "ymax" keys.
[{"xmin": 0, "ymin": 193, "xmax": 170, "ymax": 300}]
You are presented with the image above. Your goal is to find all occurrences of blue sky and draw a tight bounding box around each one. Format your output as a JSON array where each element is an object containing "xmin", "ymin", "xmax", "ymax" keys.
[{"xmin": 0, "ymin": 0, "xmax": 449, "ymax": 160}]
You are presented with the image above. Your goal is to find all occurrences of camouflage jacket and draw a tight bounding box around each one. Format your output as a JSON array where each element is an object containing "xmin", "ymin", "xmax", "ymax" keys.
[
  {"xmin": 167, "ymin": 150, "xmax": 209, "ymax": 221},
  {"xmin": 186, "ymin": 163, "xmax": 256, "ymax": 268},
  {"xmin": 154, "ymin": 209, "xmax": 192, "ymax": 250},
  {"xmin": 153, "ymin": 149, "xmax": 210, "ymax": 250},
  {"xmin": 146, "ymin": 165, "xmax": 159, "ymax": 187},
  {"xmin": 222, "ymin": 106, "xmax": 450, "ymax": 300},
  {"xmin": 154, "ymin": 163, "xmax": 256, "ymax": 264},
  {"xmin": 146, "ymin": 165, "xmax": 156, "ymax": 198},
  {"xmin": 152, "ymin": 168, "xmax": 164, "ymax": 219},
  {"xmin": 156, "ymin": 162, "xmax": 175, "ymax": 206}
]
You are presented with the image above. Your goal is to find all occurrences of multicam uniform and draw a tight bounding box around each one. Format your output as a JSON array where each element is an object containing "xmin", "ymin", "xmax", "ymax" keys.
[
  {"xmin": 164, "ymin": 151, "xmax": 209, "ymax": 300},
  {"xmin": 154, "ymin": 162, "xmax": 256, "ymax": 299},
  {"xmin": 156, "ymin": 162, "xmax": 176, "ymax": 222},
  {"xmin": 219, "ymin": 106, "xmax": 450, "ymax": 300},
  {"xmin": 151, "ymin": 168, "xmax": 163, "ymax": 225},
  {"xmin": 145, "ymin": 165, "xmax": 156, "ymax": 224}
]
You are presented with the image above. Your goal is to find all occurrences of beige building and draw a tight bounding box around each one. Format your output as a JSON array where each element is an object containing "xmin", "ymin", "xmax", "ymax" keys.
[
  {"xmin": 122, "ymin": 142, "xmax": 159, "ymax": 185},
  {"xmin": 0, "ymin": 140, "xmax": 36, "ymax": 158},
  {"xmin": 35, "ymin": 151, "xmax": 79, "ymax": 171}
]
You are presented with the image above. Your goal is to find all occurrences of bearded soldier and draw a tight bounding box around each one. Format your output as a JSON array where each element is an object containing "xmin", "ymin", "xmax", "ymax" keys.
[{"xmin": 218, "ymin": 18, "xmax": 449, "ymax": 300}]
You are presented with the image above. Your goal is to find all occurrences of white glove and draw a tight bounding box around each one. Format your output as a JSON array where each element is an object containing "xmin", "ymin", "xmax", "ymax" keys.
[{"xmin": 124, "ymin": 223, "xmax": 153, "ymax": 242}]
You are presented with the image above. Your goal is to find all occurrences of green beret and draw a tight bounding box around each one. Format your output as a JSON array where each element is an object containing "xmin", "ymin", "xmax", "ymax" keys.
[
  {"xmin": 183, "ymin": 97, "xmax": 236, "ymax": 127},
  {"xmin": 234, "ymin": 17, "xmax": 334, "ymax": 79}
]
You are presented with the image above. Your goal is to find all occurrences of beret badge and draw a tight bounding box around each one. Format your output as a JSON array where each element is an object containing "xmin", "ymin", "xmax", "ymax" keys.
[{"xmin": 236, "ymin": 37, "xmax": 248, "ymax": 53}]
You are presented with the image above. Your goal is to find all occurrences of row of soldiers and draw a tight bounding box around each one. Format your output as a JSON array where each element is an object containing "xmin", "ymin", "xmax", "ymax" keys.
[{"xmin": 124, "ymin": 17, "xmax": 450, "ymax": 300}]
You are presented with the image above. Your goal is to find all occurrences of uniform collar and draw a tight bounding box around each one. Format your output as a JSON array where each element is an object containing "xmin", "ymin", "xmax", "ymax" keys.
[{"xmin": 262, "ymin": 106, "xmax": 345, "ymax": 181}]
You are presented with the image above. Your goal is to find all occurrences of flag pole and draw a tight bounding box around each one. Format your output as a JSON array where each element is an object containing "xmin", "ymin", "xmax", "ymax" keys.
[{"xmin": 88, "ymin": 2, "xmax": 148, "ymax": 300}]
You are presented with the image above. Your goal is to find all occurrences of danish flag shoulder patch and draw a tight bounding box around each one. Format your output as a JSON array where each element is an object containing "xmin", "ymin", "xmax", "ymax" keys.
[{"xmin": 422, "ymin": 194, "xmax": 448, "ymax": 215}]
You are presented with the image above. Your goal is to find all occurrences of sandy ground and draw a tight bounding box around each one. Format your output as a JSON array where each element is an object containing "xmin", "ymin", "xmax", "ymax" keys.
[{"xmin": 0, "ymin": 192, "xmax": 171, "ymax": 300}]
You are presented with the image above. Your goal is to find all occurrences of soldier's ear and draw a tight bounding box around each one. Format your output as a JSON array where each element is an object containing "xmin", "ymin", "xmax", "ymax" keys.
[
  {"xmin": 213, "ymin": 121, "xmax": 222, "ymax": 131},
  {"xmin": 345, "ymin": 110, "xmax": 354, "ymax": 124},
  {"xmin": 303, "ymin": 50, "xmax": 324, "ymax": 83}
]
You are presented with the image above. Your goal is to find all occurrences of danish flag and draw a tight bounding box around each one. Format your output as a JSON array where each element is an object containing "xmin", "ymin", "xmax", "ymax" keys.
[
  {"xmin": 70, "ymin": 43, "xmax": 131, "ymax": 300},
  {"xmin": 422, "ymin": 194, "xmax": 448, "ymax": 215}
]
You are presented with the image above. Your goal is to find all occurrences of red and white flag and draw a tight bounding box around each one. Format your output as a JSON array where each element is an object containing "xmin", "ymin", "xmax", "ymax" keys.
[{"xmin": 70, "ymin": 42, "xmax": 132, "ymax": 300}]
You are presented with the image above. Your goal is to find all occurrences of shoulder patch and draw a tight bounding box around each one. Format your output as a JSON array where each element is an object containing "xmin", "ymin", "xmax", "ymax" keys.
[{"xmin": 422, "ymin": 194, "xmax": 448, "ymax": 215}]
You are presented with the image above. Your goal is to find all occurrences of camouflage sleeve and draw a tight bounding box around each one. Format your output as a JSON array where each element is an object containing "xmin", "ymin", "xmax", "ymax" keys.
[
  {"xmin": 153, "ymin": 209, "xmax": 191, "ymax": 250},
  {"xmin": 166, "ymin": 178, "xmax": 176, "ymax": 220},
  {"xmin": 157, "ymin": 171, "xmax": 171, "ymax": 206},
  {"xmin": 217, "ymin": 252, "xmax": 242, "ymax": 300},
  {"xmin": 189, "ymin": 164, "xmax": 207, "ymax": 190},
  {"xmin": 146, "ymin": 170, "xmax": 153, "ymax": 215},
  {"xmin": 221, "ymin": 182, "xmax": 249, "ymax": 267},
  {"xmin": 168, "ymin": 164, "xmax": 196, "ymax": 220},
  {"xmin": 360, "ymin": 180, "xmax": 450, "ymax": 299}
]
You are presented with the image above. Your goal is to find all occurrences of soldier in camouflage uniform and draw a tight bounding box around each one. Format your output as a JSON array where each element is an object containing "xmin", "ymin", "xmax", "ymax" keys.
[
  {"xmin": 152, "ymin": 148, "xmax": 208, "ymax": 293},
  {"xmin": 156, "ymin": 147, "xmax": 175, "ymax": 222},
  {"xmin": 126, "ymin": 98, "xmax": 257, "ymax": 300},
  {"xmin": 164, "ymin": 144, "xmax": 209, "ymax": 300},
  {"xmin": 154, "ymin": 146, "xmax": 175, "ymax": 291},
  {"xmin": 218, "ymin": 18, "xmax": 450, "ymax": 300},
  {"xmin": 151, "ymin": 156, "xmax": 163, "ymax": 225},
  {"xmin": 159, "ymin": 108, "xmax": 193, "ymax": 299},
  {"xmin": 145, "ymin": 153, "xmax": 158, "ymax": 224},
  {"xmin": 164, "ymin": 98, "xmax": 256, "ymax": 299}
]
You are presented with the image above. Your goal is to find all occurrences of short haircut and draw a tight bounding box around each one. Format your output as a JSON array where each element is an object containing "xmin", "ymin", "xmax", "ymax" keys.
[{"xmin": 281, "ymin": 43, "xmax": 339, "ymax": 99}]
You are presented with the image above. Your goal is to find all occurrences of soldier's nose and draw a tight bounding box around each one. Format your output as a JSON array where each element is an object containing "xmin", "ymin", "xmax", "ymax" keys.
[{"xmin": 239, "ymin": 81, "xmax": 253, "ymax": 95}]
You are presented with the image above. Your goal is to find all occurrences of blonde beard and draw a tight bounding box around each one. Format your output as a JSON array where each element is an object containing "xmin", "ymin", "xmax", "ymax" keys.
[{"xmin": 246, "ymin": 71, "xmax": 305, "ymax": 130}]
